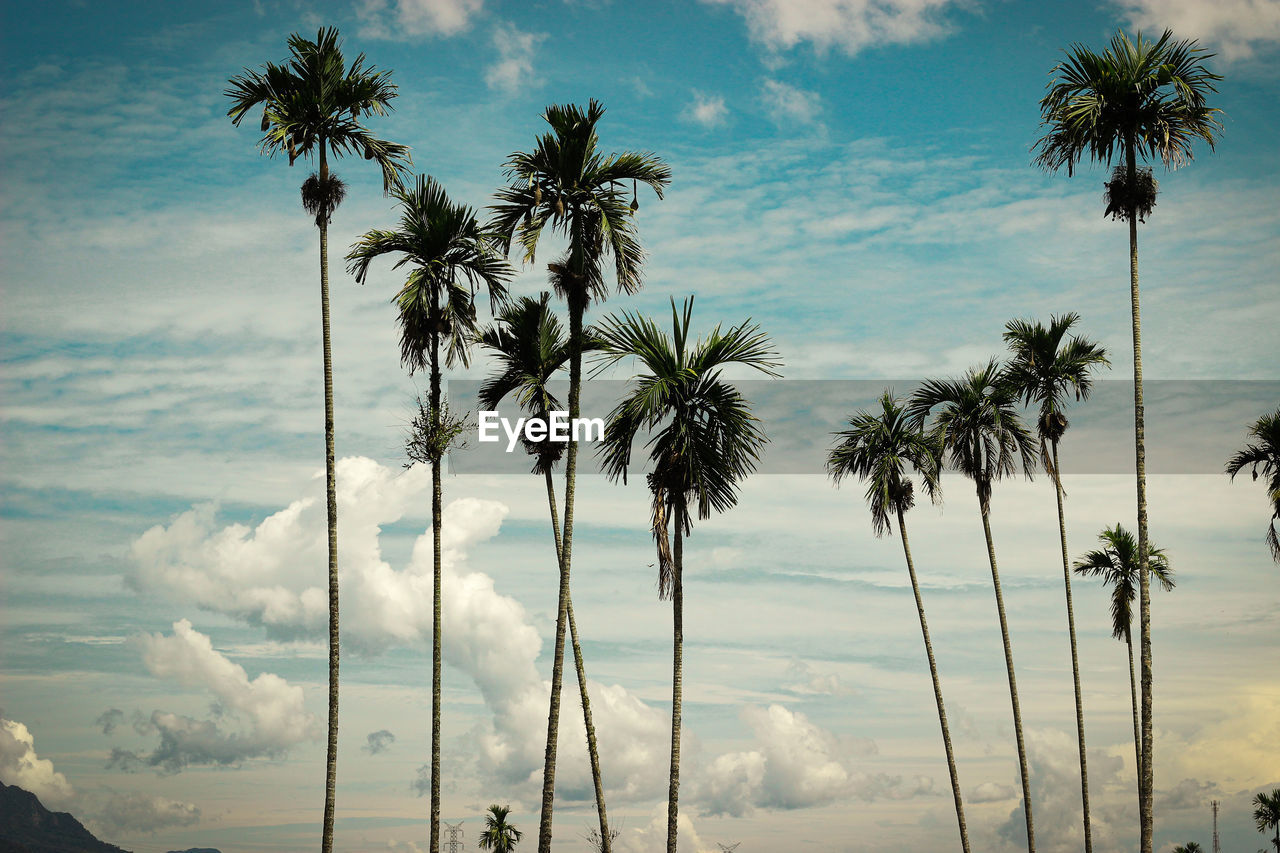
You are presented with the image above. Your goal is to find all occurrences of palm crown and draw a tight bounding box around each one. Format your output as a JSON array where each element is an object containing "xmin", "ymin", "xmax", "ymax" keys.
[
  {"xmin": 1224, "ymin": 408, "xmax": 1280, "ymax": 561},
  {"xmin": 1073, "ymin": 524, "xmax": 1173, "ymax": 644},
  {"xmin": 347, "ymin": 175, "xmax": 511, "ymax": 371},
  {"xmin": 596, "ymin": 297, "xmax": 779, "ymax": 597},
  {"xmin": 1033, "ymin": 28, "xmax": 1222, "ymax": 177},
  {"xmin": 827, "ymin": 391, "xmax": 943, "ymax": 537},
  {"xmin": 225, "ymin": 27, "xmax": 411, "ymax": 192},
  {"xmin": 907, "ymin": 360, "xmax": 1038, "ymax": 511},
  {"xmin": 479, "ymin": 804, "xmax": 523, "ymax": 852}
]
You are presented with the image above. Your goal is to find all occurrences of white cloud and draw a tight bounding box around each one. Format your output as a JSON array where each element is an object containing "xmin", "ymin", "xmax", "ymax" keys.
[
  {"xmin": 704, "ymin": 0, "xmax": 958, "ymax": 55},
  {"xmin": 357, "ymin": 0, "xmax": 485, "ymax": 39},
  {"xmin": 486, "ymin": 24, "xmax": 544, "ymax": 94},
  {"xmin": 759, "ymin": 79, "xmax": 822, "ymax": 125},
  {"xmin": 87, "ymin": 791, "xmax": 201, "ymax": 834},
  {"xmin": 783, "ymin": 658, "xmax": 849, "ymax": 696},
  {"xmin": 614, "ymin": 804, "xmax": 718, "ymax": 853},
  {"xmin": 969, "ymin": 780, "xmax": 1016, "ymax": 803},
  {"xmin": 108, "ymin": 619, "xmax": 320, "ymax": 772},
  {"xmin": 1114, "ymin": 0, "xmax": 1280, "ymax": 61},
  {"xmin": 683, "ymin": 92, "xmax": 730, "ymax": 128},
  {"xmin": 0, "ymin": 717, "xmax": 75, "ymax": 807}
]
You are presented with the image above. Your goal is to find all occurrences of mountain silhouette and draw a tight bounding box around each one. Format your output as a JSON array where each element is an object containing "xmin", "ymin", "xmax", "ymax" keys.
[{"xmin": 0, "ymin": 780, "xmax": 127, "ymax": 853}]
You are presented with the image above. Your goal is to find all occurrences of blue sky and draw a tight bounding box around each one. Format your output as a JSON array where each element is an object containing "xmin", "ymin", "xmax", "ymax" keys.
[{"xmin": 1, "ymin": 1, "xmax": 1278, "ymax": 851}]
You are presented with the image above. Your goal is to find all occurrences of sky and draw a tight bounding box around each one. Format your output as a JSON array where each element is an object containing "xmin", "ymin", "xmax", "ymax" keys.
[{"xmin": 1, "ymin": 0, "xmax": 1278, "ymax": 851}]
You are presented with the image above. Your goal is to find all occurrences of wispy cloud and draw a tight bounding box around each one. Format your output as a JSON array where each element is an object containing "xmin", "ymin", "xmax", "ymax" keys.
[
  {"xmin": 1113, "ymin": 0, "xmax": 1280, "ymax": 61},
  {"xmin": 357, "ymin": 0, "xmax": 486, "ymax": 39},
  {"xmin": 759, "ymin": 78, "xmax": 822, "ymax": 125},
  {"xmin": 485, "ymin": 23, "xmax": 544, "ymax": 95},
  {"xmin": 704, "ymin": 0, "xmax": 960, "ymax": 56},
  {"xmin": 683, "ymin": 91, "xmax": 730, "ymax": 128}
]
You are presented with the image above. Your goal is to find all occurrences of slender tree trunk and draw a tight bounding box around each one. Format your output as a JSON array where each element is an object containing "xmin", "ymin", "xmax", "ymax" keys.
[
  {"xmin": 898, "ymin": 507, "xmax": 970, "ymax": 853},
  {"xmin": 429, "ymin": 309, "xmax": 442, "ymax": 853},
  {"xmin": 537, "ymin": 300, "xmax": 583, "ymax": 853},
  {"xmin": 1126, "ymin": 634, "xmax": 1141, "ymax": 789},
  {"xmin": 1127, "ymin": 140, "xmax": 1155, "ymax": 853},
  {"xmin": 1052, "ymin": 442, "xmax": 1092, "ymax": 853},
  {"xmin": 318, "ymin": 144, "xmax": 340, "ymax": 853},
  {"xmin": 666, "ymin": 523, "xmax": 684, "ymax": 853},
  {"xmin": 543, "ymin": 469, "xmax": 612, "ymax": 853},
  {"xmin": 979, "ymin": 498, "xmax": 1035, "ymax": 853}
]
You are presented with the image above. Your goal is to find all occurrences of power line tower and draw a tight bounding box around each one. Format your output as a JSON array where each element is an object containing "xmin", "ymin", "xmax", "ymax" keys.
[
  {"xmin": 717, "ymin": 844, "xmax": 741, "ymax": 853},
  {"xmin": 444, "ymin": 821, "xmax": 464, "ymax": 853},
  {"xmin": 1212, "ymin": 799, "xmax": 1220, "ymax": 853}
]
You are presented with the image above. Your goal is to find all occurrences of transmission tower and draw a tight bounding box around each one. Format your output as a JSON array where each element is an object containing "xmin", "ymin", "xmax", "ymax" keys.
[
  {"xmin": 1212, "ymin": 799, "xmax": 1220, "ymax": 853},
  {"xmin": 443, "ymin": 820, "xmax": 464, "ymax": 853},
  {"xmin": 717, "ymin": 844, "xmax": 741, "ymax": 853}
]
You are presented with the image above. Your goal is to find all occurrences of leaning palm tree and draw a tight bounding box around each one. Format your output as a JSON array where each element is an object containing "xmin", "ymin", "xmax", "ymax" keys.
[
  {"xmin": 479, "ymin": 804, "xmax": 524, "ymax": 853},
  {"xmin": 347, "ymin": 175, "xmax": 509, "ymax": 853},
  {"xmin": 597, "ymin": 297, "xmax": 779, "ymax": 853},
  {"xmin": 1225, "ymin": 408, "xmax": 1280, "ymax": 563},
  {"xmin": 1255, "ymin": 789, "xmax": 1280, "ymax": 852},
  {"xmin": 476, "ymin": 292, "xmax": 611, "ymax": 844},
  {"xmin": 1034, "ymin": 31, "xmax": 1221, "ymax": 850},
  {"xmin": 1004, "ymin": 313, "xmax": 1109, "ymax": 853},
  {"xmin": 490, "ymin": 99, "xmax": 670, "ymax": 853},
  {"xmin": 827, "ymin": 392, "xmax": 969, "ymax": 853},
  {"xmin": 1072, "ymin": 524, "xmax": 1173, "ymax": 787},
  {"xmin": 225, "ymin": 28, "xmax": 410, "ymax": 852},
  {"xmin": 909, "ymin": 361, "xmax": 1039, "ymax": 853}
]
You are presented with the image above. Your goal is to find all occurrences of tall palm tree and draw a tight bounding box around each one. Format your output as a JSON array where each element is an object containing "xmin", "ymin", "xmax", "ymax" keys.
[
  {"xmin": 1225, "ymin": 408, "xmax": 1280, "ymax": 562},
  {"xmin": 479, "ymin": 804, "xmax": 524, "ymax": 853},
  {"xmin": 908, "ymin": 361, "xmax": 1039, "ymax": 852},
  {"xmin": 225, "ymin": 28, "xmax": 410, "ymax": 852},
  {"xmin": 597, "ymin": 297, "xmax": 779, "ymax": 853},
  {"xmin": 490, "ymin": 99, "xmax": 670, "ymax": 853},
  {"xmin": 347, "ymin": 175, "xmax": 509, "ymax": 853},
  {"xmin": 476, "ymin": 292, "xmax": 612, "ymax": 846},
  {"xmin": 1003, "ymin": 313, "xmax": 1109, "ymax": 853},
  {"xmin": 1255, "ymin": 789, "xmax": 1280, "ymax": 852},
  {"xmin": 827, "ymin": 392, "xmax": 969, "ymax": 853},
  {"xmin": 1072, "ymin": 524, "xmax": 1173, "ymax": 786},
  {"xmin": 1034, "ymin": 31, "xmax": 1222, "ymax": 850}
]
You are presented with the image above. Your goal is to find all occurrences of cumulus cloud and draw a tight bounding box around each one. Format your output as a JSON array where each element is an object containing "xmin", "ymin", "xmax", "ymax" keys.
[
  {"xmin": 969, "ymin": 780, "xmax": 1016, "ymax": 803},
  {"xmin": 704, "ymin": 0, "xmax": 958, "ymax": 56},
  {"xmin": 364, "ymin": 729, "xmax": 397, "ymax": 755},
  {"xmin": 1115, "ymin": 0, "xmax": 1280, "ymax": 61},
  {"xmin": 87, "ymin": 791, "xmax": 200, "ymax": 834},
  {"xmin": 682, "ymin": 92, "xmax": 730, "ymax": 128},
  {"xmin": 357, "ymin": 0, "xmax": 484, "ymax": 38},
  {"xmin": 1159, "ymin": 777, "xmax": 1221, "ymax": 811},
  {"xmin": 486, "ymin": 24, "xmax": 543, "ymax": 94},
  {"xmin": 615, "ymin": 804, "xmax": 717, "ymax": 853},
  {"xmin": 760, "ymin": 79, "xmax": 822, "ymax": 125},
  {"xmin": 108, "ymin": 619, "xmax": 320, "ymax": 773},
  {"xmin": 0, "ymin": 717, "xmax": 75, "ymax": 807},
  {"xmin": 96, "ymin": 708, "xmax": 125, "ymax": 735}
]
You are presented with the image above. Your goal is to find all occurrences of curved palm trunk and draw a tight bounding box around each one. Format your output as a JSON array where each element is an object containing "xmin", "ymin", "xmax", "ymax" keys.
[
  {"xmin": 1126, "ymin": 140, "xmax": 1155, "ymax": 853},
  {"xmin": 537, "ymin": 301, "xmax": 584, "ymax": 853},
  {"xmin": 1051, "ymin": 443, "xmax": 1092, "ymax": 853},
  {"xmin": 898, "ymin": 506, "xmax": 970, "ymax": 853},
  {"xmin": 318, "ymin": 145, "xmax": 341, "ymax": 853},
  {"xmin": 979, "ymin": 499, "xmax": 1035, "ymax": 853},
  {"xmin": 1126, "ymin": 634, "xmax": 1141, "ymax": 789},
  {"xmin": 542, "ymin": 469, "xmax": 612, "ymax": 852},
  {"xmin": 427, "ymin": 308, "xmax": 444, "ymax": 853},
  {"xmin": 666, "ymin": 524, "xmax": 684, "ymax": 853}
]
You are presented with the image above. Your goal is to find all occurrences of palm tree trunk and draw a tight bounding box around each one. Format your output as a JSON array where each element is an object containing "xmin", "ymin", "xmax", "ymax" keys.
[
  {"xmin": 898, "ymin": 507, "xmax": 969, "ymax": 853},
  {"xmin": 1126, "ymin": 634, "xmax": 1141, "ymax": 789},
  {"xmin": 543, "ymin": 469, "xmax": 612, "ymax": 853},
  {"xmin": 1126, "ymin": 138, "xmax": 1155, "ymax": 853},
  {"xmin": 318, "ymin": 143, "xmax": 340, "ymax": 853},
  {"xmin": 666, "ymin": 523, "xmax": 684, "ymax": 853},
  {"xmin": 979, "ymin": 499, "xmax": 1035, "ymax": 853},
  {"xmin": 429, "ymin": 307, "xmax": 443, "ymax": 853},
  {"xmin": 1052, "ymin": 442, "xmax": 1092, "ymax": 853},
  {"xmin": 537, "ymin": 300, "xmax": 584, "ymax": 853}
]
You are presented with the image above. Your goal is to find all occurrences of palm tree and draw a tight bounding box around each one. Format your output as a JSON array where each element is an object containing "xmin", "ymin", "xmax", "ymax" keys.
[
  {"xmin": 490, "ymin": 99, "xmax": 670, "ymax": 853},
  {"xmin": 908, "ymin": 361, "xmax": 1038, "ymax": 852},
  {"xmin": 225, "ymin": 28, "xmax": 410, "ymax": 852},
  {"xmin": 1173, "ymin": 843, "xmax": 1204, "ymax": 853},
  {"xmin": 1072, "ymin": 524, "xmax": 1173, "ymax": 787},
  {"xmin": 1003, "ymin": 313, "xmax": 1109, "ymax": 853},
  {"xmin": 1225, "ymin": 408, "xmax": 1280, "ymax": 563},
  {"xmin": 597, "ymin": 297, "xmax": 779, "ymax": 853},
  {"xmin": 479, "ymin": 804, "xmax": 524, "ymax": 853},
  {"xmin": 476, "ymin": 292, "xmax": 611, "ymax": 845},
  {"xmin": 827, "ymin": 392, "xmax": 969, "ymax": 853},
  {"xmin": 1034, "ymin": 31, "xmax": 1222, "ymax": 851},
  {"xmin": 1256, "ymin": 789, "xmax": 1280, "ymax": 853},
  {"xmin": 347, "ymin": 175, "xmax": 509, "ymax": 853}
]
